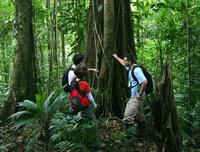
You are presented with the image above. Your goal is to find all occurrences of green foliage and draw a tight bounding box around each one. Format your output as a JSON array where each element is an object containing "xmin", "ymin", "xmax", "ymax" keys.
[
  {"xmin": 0, "ymin": 143, "xmax": 15, "ymax": 152},
  {"xmin": 111, "ymin": 132, "xmax": 126, "ymax": 144},
  {"xmin": 10, "ymin": 91, "xmax": 67, "ymax": 151},
  {"xmin": 50, "ymin": 112, "xmax": 98, "ymax": 151},
  {"xmin": 11, "ymin": 91, "xmax": 66, "ymax": 129},
  {"xmin": 0, "ymin": 1, "xmax": 15, "ymax": 105},
  {"xmin": 134, "ymin": 1, "xmax": 200, "ymax": 149},
  {"xmin": 57, "ymin": 0, "xmax": 89, "ymax": 54}
]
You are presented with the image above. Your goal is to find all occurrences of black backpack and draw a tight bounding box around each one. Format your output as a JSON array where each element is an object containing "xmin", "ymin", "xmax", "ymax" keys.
[
  {"xmin": 131, "ymin": 65, "xmax": 153, "ymax": 95},
  {"xmin": 62, "ymin": 67, "xmax": 75, "ymax": 92}
]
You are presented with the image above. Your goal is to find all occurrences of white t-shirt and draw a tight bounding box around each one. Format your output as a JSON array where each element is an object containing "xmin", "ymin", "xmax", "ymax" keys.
[
  {"xmin": 68, "ymin": 65, "xmax": 76, "ymax": 85},
  {"xmin": 126, "ymin": 65, "xmax": 147, "ymax": 97}
]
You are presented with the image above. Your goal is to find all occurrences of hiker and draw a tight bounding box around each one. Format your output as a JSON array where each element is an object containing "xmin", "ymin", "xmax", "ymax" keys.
[
  {"xmin": 62, "ymin": 53, "xmax": 98, "ymax": 92},
  {"xmin": 113, "ymin": 53, "xmax": 147, "ymax": 134},
  {"xmin": 69, "ymin": 65, "xmax": 97, "ymax": 122},
  {"xmin": 62, "ymin": 53, "xmax": 98, "ymax": 120}
]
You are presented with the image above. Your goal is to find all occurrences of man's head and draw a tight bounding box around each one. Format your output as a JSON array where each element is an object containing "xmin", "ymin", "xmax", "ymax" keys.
[
  {"xmin": 72, "ymin": 53, "xmax": 84, "ymax": 66},
  {"xmin": 123, "ymin": 53, "xmax": 136, "ymax": 67},
  {"xmin": 74, "ymin": 65, "xmax": 87, "ymax": 79}
]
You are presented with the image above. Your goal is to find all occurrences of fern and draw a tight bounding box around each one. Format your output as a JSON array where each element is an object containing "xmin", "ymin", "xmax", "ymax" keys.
[
  {"xmin": 10, "ymin": 91, "xmax": 67, "ymax": 151},
  {"xmin": 54, "ymin": 141, "xmax": 87, "ymax": 152},
  {"xmin": 50, "ymin": 113, "xmax": 99, "ymax": 151},
  {"xmin": 0, "ymin": 143, "xmax": 15, "ymax": 152}
]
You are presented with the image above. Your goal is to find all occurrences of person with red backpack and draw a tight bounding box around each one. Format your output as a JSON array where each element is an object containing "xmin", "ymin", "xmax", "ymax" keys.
[
  {"xmin": 67, "ymin": 65, "xmax": 97, "ymax": 122},
  {"xmin": 113, "ymin": 53, "xmax": 153, "ymax": 136},
  {"xmin": 62, "ymin": 53, "xmax": 98, "ymax": 121}
]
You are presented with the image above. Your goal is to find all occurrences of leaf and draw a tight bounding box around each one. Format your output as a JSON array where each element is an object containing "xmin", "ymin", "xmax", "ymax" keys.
[
  {"xmin": 10, "ymin": 111, "xmax": 31, "ymax": 119},
  {"xmin": 44, "ymin": 91, "xmax": 56, "ymax": 112},
  {"xmin": 12, "ymin": 117, "xmax": 38, "ymax": 130},
  {"xmin": 47, "ymin": 95, "xmax": 66, "ymax": 113},
  {"xmin": 18, "ymin": 100, "xmax": 37, "ymax": 110}
]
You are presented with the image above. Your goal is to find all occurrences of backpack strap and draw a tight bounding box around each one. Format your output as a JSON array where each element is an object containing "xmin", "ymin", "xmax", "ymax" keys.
[{"xmin": 130, "ymin": 65, "xmax": 139, "ymax": 88}]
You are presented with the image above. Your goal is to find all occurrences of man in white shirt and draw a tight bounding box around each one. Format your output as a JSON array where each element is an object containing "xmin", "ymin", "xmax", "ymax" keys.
[
  {"xmin": 68, "ymin": 54, "xmax": 98, "ymax": 85},
  {"xmin": 113, "ymin": 53, "xmax": 147, "ymax": 134}
]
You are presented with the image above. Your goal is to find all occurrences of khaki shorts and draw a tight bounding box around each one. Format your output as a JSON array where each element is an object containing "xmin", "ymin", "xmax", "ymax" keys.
[{"xmin": 123, "ymin": 97, "xmax": 144, "ymax": 124}]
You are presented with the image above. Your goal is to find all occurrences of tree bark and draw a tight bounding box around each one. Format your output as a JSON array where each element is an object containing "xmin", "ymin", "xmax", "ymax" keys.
[
  {"xmin": 52, "ymin": 0, "xmax": 59, "ymax": 88},
  {"xmin": 85, "ymin": 0, "xmax": 135, "ymax": 118},
  {"xmin": 153, "ymin": 63, "xmax": 182, "ymax": 152},
  {"xmin": 61, "ymin": 33, "xmax": 65, "ymax": 69},
  {"xmin": 46, "ymin": 0, "xmax": 53, "ymax": 94},
  {"xmin": 0, "ymin": 0, "xmax": 36, "ymax": 122}
]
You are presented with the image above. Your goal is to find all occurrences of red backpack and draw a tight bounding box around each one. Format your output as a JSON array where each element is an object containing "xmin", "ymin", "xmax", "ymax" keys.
[{"xmin": 69, "ymin": 79, "xmax": 90, "ymax": 113}]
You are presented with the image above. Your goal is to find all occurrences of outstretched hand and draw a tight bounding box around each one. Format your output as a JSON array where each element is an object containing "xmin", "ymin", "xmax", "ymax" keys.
[
  {"xmin": 94, "ymin": 103, "xmax": 97, "ymax": 109},
  {"xmin": 112, "ymin": 53, "xmax": 118, "ymax": 58}
]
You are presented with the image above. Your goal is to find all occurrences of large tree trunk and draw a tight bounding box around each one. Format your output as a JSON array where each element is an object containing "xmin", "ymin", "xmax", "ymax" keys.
[
  {"xmin": 152, "ymin": 63, "xmax": 182, "ymax": 152},
  {"xmin": 85, "ymin": 0, "xmax": 135, "ymax": 118},
  {"xmin": 0, "ymin": 0, "xmax": 36, "ymax": 122}
]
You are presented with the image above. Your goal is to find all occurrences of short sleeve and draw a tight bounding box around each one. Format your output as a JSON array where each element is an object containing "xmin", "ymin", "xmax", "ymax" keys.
[
  {"xmin": 134, "ymin": 67, "xmax": 147, "ymax": 84},
  {"xmin": 68, "ymin": 70, "xmax": 76, "ymax": 85},
  {"xmin": 79, "ymin": 81, "xmax": 91, "ymax": 94}
]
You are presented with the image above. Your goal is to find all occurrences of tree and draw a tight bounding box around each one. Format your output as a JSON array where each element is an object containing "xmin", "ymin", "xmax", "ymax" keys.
[
  {"xmin": 0, "ymin": 0, "xmax": 36, "ymax": 122},
  {"xmin": 153, "ymin": 63, "xmax": 181, "ymax": 152},
  {"xmin": 85, "ymin": 0, "xmax": 135, "ymax": 118}
]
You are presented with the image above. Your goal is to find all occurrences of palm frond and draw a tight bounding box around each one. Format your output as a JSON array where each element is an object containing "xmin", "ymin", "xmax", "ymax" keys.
[
  {"xmin": 10, "ymin": 111, "xmax": 32, "ymax": 119},
  {"xmin": 18, "ymin": 100, "xmax": 37, "ymax": 110},
  {"xmin": 12, "ymin": 117, "xmax": 38, "ymax": 130},
  {"xmin": 46, "ymin": 95, "xmax": 66, "ymax": 113},
  {"xmin": 25, "ymin": 130, "xmax": 41, "ymax": 152},
  {"xmin": 44, "ymin": 91, "xmax": 56, "ymax": 112},
  {"xmin": 54, "ymin": 141, "xmax": 87, "ymax": 152}
]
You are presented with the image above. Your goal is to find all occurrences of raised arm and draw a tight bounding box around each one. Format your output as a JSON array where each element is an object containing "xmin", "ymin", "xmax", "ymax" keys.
[{"xmin": 112, "ymin": 54, "xmax": 125, "ymax": 66}]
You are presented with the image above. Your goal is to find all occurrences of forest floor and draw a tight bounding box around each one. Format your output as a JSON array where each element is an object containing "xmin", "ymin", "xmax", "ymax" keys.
[{"xmin": 0, "ymin": 118, "xmax": 200, "ymax": 152}]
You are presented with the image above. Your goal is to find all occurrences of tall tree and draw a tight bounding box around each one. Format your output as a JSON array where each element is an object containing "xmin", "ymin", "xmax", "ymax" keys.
[
  {"xmin": 85, "ymin": 0, "xmax": 135, "ymax": 118},
  {"xmin": 52, "ymin": 0, "xmax": 59, "ymax": 88},
  {"xmin": 0, "ymin": 0, "xmax": 36, "ymax": 122},
  {"xmin": 46, "ymin": 0, "xmax": 53, "ymax": 94},
  {"xmin": 185, "ymin": 0, "xmax": 191, "ymax": 106}
]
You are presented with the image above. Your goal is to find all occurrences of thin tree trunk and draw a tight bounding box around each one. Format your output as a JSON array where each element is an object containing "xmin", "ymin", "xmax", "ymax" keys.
[
  {"xmin": 136, "ymin": 0, "xmax": 141, "ymax": 49},
  {"xmin": 186, "ymin": 0, "xmax": 191, "ymax": 106},
  {"xmin": 32, "ymin": 2, "xmax": 38, "ymax": 93},
  {"xmin": 52, "ymin": 0, "xmax": 59, "ymax": 88},
  {"xmin": 46, "ymin": 0, "xmax": 52, "ymax": 94},
  {"xmin": 158, "ymin": 39, "xmax": 163, "ymax": 75},
  {"xmin": 2, "ymin": 43, "xmax": 9, "ymax": 83},
  {"xmin": 0, "ymin": 0, "xmax": 36, "ymax": 122},
  {"xmin": 61, "ymin": 33, "xmax": 65, "ymax": 69}
]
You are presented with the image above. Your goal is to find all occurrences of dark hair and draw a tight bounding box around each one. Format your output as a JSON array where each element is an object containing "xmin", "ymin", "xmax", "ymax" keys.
[
  {"xmin": 74, "ymin": 65, "xmax": 87, "ymax": 79},
  {"xmin": 72, "ymin": 53, "xmax": 84, "ymax": 65},
  {"xmin": 124, "ymin": 53, "xmax": 136, "ymax": 64}
]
